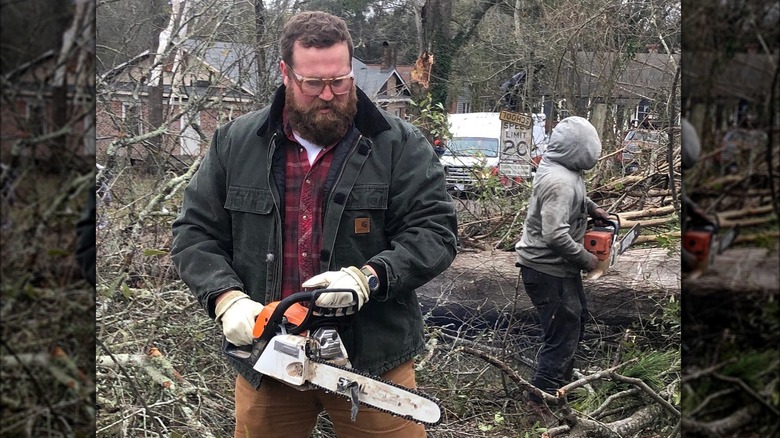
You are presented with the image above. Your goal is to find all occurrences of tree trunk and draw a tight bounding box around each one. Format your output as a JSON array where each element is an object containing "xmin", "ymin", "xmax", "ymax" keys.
[
  {"xmin": 683, "ymin": 245, "xmax": 780, "ymax": 295},
  {"xmin": 254, "ymin": 0, "xmax": 268, "ymax": 105},
  {"xmin": 418, "ymin": 247, "xmax": 680, "ymax": 328}
]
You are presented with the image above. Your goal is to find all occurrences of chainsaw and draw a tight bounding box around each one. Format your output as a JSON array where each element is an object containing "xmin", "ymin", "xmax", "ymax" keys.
[
  {"xmin": 582, "ymin": 214, "xmax": 641, "ymax": 280},
  {"xmin": 223, "ymin": 289, "xmax": 442, "ymax": 426},
  {"xmin": 683, "ymin": 215, "xmax": 738, "ymax": 279}
]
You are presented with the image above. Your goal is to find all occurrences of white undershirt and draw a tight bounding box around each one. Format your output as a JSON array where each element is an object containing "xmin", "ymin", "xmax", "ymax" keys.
[{"xmin": 293, "ymin": 131, "xmax": 325, "ymax": 166}]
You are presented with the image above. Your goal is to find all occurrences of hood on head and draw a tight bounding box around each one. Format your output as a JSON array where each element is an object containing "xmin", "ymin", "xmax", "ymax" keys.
[{"xmin": 543, "ymin": 116, "xmax": 602, "ymax": 171}]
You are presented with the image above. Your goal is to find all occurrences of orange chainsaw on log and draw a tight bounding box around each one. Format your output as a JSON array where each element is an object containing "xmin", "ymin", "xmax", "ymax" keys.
[
  {"xmin": 583, "ymin": 214, "xmax": 641, "ymax": 280},
  {"xmin": 223, "ymin": 289, "xmax": 442, "ymax": 426},
  {"xmin": 683, "ymin": 215, "xmax": 738, "ymax": 279}
]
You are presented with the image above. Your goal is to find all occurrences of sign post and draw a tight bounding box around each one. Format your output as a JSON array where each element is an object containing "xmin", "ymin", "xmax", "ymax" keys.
[{"xmin": 499, "ymin": 110, "xmax": 534, "ymax": 178}]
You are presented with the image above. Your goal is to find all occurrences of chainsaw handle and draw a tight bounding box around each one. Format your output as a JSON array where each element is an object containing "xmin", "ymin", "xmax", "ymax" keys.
[
  {"xmin": 591, "ymin": 213, "xmax": 620, "ymax": 233},
  {"xmin": 255, "ymin": 289, "xmax": 358, "ymax": 344}
]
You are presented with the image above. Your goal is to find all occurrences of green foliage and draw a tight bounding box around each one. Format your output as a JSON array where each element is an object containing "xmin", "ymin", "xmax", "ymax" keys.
[
  {"xmin": 623, "ymin": 349, "xmax": 679, "ymax": 388},
  {"xmin": 478, "ymin": 411, "xmax": 505, "ymax": 431},
  {"xmin": 647, "ymin": 295, "xmax": 682, "ymax": 345},
  {"xmin": 654, "ymin": 233, "xmax": 677, "ymax": 254},
  {"xmin": 722, "ymin": 350, "xmax": 778, "ymax": 388},
  {"xmin": 408, "ymin": 93, "xmax": 451, "ymax": 141}
]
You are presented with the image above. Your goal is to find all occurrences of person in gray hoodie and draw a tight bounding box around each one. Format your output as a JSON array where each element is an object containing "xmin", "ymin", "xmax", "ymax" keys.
[{"xmin": 515, "ymin": 116, "xmax": 609, "ymax": 417}]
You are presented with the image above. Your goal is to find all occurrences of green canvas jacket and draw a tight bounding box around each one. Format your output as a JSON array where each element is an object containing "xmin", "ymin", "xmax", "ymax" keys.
[{"xmin": 171, "ymin": 86, "xmax": 458, "ymax": 387}]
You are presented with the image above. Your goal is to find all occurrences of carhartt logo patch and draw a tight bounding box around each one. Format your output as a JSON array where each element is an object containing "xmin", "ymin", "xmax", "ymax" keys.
[{"xmin": 355, "ymin": 218, "xmax": 371, "ymax": 234}]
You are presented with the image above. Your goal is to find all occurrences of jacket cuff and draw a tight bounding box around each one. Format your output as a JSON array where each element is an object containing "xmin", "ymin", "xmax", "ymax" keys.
[{"xmin": 365, "ymin": 261, "xmax": 388, "ymax": 299}]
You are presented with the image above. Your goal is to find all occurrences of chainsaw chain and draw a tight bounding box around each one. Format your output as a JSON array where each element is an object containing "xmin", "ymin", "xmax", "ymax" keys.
[{"xmin": 308, "ymin": 356, "xmax": 443, "ymax": 427}]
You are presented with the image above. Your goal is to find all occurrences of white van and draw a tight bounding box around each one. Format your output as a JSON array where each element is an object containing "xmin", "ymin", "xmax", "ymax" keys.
[{"xmin": 441, "ymin": 112, "xmax": 502, "ymax": 192}]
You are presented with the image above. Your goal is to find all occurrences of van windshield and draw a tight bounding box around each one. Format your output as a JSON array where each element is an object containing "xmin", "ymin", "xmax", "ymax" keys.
[{"xmin": 444, "ymin": 137, "xmax": 499, "ymax": 158}]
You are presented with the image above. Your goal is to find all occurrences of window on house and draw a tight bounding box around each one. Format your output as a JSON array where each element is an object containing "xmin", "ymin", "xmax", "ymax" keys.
[
  {"xmin": 636, "ymin": 98, "xmax": 650, "ymax": 124},
  {"xmin": 180, "ymin": 111, "xmax": 201, "ymax": 156},
  {"xmin": 26, "ymin": 102, "xmax": 46, "ymax": 137},
  {"xmin": 122, "ymin": 103, "xmax": 143, "ymax": 136},
  {"xmin": 457, "ymin": 101, "xmax": 471, "ymax": 113}
]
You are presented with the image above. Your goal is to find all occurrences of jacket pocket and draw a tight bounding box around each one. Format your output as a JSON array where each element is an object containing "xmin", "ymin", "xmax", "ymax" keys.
[
  {"xmin": 332, "ymin": 185, "xmax": 388, "ymax": 267},
  {"xmin": 345, "ymin": 184, "xmax": 388, "ymax": 210},
  {"xmin": 224, "ymin": 186, "xmax": 273, "ymax": 214}
]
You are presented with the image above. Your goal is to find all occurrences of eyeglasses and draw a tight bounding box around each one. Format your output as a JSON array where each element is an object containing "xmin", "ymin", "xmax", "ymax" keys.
[{"xmin": 288, "ymin": 67, "xmax": 354, "ymax": 96}]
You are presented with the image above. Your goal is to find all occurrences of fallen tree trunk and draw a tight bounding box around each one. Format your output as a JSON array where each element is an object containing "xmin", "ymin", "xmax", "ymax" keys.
[
  {"xmin": 419, "ymin": 247, "xmax": 680, "ymax": 329},
  {"xmin": 683, "ymin": 244, "xmax": 780, "ymax": 295}
]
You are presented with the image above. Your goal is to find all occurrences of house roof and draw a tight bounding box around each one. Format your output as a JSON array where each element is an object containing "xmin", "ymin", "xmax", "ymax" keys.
[
  {"xmin": 99, "ymin": 40, "xmax": 260, "ymax": 99},
  {"xmin": 98, "ymin": 41, "xmax": 419, "ymax": 105},
  {"xmin": 683, "ymin": 51, "xmax": 777, "ymax": 102},
  {"xmin": 352, "ymin": 58, "xmax": 412, "ymax": 102},
  {"xmin": 181, "ymin": 39, "xmax": 270, "ymax": 95},
  {"xmin": 545, "ymin": 51, "xmax": 680, "ymax": 101},
  {"xmin": 2, "ymin": 50, "xmax": 56, "ymax": 82}
]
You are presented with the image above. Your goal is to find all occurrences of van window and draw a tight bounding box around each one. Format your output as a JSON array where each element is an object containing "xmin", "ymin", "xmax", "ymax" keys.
[{"xmin": 445, "ymin": 137, "xmax": 499, "ymax": 158}]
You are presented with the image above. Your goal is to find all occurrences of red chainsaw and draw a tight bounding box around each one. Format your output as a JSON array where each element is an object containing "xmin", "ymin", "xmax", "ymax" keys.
[
  {"xmin": 583, "ymin": 214, "xmax": 641, "ymax": 280},
  {"xmin": 683, "ymin": 215, "xmax": 738, "ymax": 279},
  {"xmin": 223, "ymin": 289, "xmax": 442, "ymax": 426}
]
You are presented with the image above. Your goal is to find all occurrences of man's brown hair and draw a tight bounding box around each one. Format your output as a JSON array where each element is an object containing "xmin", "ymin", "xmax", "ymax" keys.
[{"xmin": 280, "ymin": 11, "xmax": 354, "ymax": 68}]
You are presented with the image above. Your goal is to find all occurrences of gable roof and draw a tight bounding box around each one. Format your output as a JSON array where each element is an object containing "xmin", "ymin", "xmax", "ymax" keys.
[
  {"xmin": 353, "ymin": 58, "xmax": 412, "ymax": 102},
  {"xmin": 181, "ymin": 39, "xmax": 269, "ymax": 95}
]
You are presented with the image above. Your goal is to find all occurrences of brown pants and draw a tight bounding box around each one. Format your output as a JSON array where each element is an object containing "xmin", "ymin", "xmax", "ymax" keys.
[{"xmin": 234, "ymin": 360, "xmax": 427, "ymax": 438}]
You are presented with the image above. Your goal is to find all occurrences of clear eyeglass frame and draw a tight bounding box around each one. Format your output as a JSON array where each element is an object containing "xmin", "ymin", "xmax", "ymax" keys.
[{"xmin": 288, "ymin": 67, "xmax": 355, "ymax": 96}]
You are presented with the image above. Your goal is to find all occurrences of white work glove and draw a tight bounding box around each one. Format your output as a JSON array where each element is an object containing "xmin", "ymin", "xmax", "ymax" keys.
[
  {"xmin": 301, "ymin": 266, "xmax": 370, "ymax": 310},
  {"xmin": 214, "ymin": 290, "xmax": 264, "ymax": 346}
]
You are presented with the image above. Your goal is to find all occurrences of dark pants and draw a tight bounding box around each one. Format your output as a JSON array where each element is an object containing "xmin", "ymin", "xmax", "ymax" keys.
[{"xmin": 520, "ymin": 266, "xmax": 588, "ymax": 403}]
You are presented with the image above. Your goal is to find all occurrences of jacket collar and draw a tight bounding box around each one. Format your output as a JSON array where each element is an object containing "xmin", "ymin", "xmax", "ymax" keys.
[{"xmin": 256, "ymin": 85, "xmax": 392, "ymax": 138}]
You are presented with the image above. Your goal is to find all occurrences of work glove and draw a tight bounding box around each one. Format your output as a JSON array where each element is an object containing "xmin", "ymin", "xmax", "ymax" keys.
[
  {"xmin": 301, "ymin": 266, "xmax": 370, "ymax": 310},
  {"xmin": 215, "ymin": 290, "xmax": 264, "ymax": 346}
]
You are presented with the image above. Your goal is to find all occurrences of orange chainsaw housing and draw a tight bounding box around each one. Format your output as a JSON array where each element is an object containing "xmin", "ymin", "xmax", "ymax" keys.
[
  {"xmin": 683, "ymin": 230, "xmax": 712, "ymax": 263},
  {"xmin": 253, "ymin": 301, "xmax": 309, "ymax": 338},
  {"xmin": 584, "ymin": 229, "xmax": 614, "ymax": 261}
]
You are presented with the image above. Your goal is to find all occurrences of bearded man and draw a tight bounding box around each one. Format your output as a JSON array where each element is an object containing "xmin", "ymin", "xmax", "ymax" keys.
[{"xmin": 171, "ymin": 10, "xmax": 458, "ymax": 438}]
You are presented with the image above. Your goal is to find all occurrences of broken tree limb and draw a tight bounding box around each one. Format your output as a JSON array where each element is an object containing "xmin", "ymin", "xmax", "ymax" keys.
[
  {"xmin": 458, "ymin": 346, "xmax": 558, "ymax": 405},
  {"xmin": 96, "ymin": 347, "xmax": 198, "ymax": 396},
  {"xmin": 681, "ymin": 405, "xmax": 762, "ymax": 437}
]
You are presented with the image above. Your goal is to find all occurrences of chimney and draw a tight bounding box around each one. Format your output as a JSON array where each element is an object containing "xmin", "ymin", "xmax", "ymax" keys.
[
  {"xmin": 381, "ymin": 41, "xmax": 396, "ymax": 72},
  {"xmin": 646, "ymin": 43, "xmax": 658, "ymax": 54}
]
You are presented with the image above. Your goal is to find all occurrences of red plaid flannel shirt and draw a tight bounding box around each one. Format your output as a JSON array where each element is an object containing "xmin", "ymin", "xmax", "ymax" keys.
[{"xmin": 280, "ymin": 126, "xmax": 335, "ymax": 299}]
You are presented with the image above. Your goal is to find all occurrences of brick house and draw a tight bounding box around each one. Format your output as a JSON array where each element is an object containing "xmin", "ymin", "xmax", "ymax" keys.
[
  {"xmin": 96, "ymin": 39, "xmax": 418, "ymax": 167},
  {"xmin": 95, "ymin": 39, "xmax": 258, "ymax": 167},
  {"xmin": 1, "ymin": 50, "xmax": 94, "ymax": 167}
]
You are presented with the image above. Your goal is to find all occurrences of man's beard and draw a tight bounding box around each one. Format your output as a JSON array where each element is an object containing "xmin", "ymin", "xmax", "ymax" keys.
[{"xmin": 285, "ymin": 85, "xmax": 358, "ymax": 146}]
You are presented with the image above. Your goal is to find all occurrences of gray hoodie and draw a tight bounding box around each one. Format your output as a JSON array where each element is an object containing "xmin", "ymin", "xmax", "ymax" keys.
[{"xmin": 515, "ymin": 116, "xmax": 602, "ymax": 277}]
